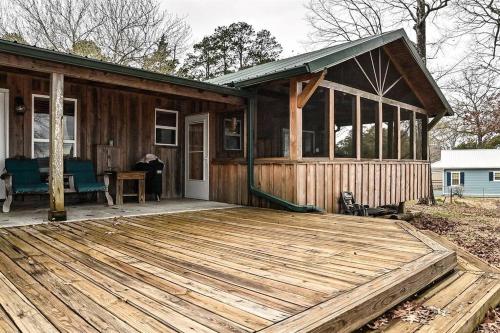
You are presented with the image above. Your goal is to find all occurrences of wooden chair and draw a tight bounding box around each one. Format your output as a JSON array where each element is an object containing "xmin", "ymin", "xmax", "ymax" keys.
[
  {"xmin": 64, "ymin": 159, "xmax": 113, "ymax": 206},
  {"xmin": 2, "ymin": 158, "xmax": 49, "ymax": 213}
]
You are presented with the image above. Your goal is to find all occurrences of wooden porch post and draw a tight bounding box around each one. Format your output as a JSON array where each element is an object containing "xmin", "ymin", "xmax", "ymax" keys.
[
  {"xmin": 355, "ymin": 95, "xmax": 361, "ymax": 160},
  {"xmin": 378, "ymin": 100, "xmax": 383, "ymax": 160},
  {"xmin": 48, "ymin": 72, "xmax": 66, "ymax": 221},
  {"xmin": 396, "ymin": 106, "xmax": 401, "ymax": 160},
  {"xmin": 289, "ymin": 79, "xmax": 302, "ymax": 160},
  {"xmin": 329, "ymin": 88, "xmax": 335, "ymax": 160}
]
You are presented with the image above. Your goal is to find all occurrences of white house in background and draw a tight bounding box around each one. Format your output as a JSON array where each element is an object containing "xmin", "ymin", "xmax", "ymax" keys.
[{"xmin": 431, "ymin": 149, "xmax": 500, "ymax": 197}]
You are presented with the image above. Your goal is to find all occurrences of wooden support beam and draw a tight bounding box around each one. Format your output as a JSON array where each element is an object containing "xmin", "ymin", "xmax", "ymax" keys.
[
  {"xmin": 412, "ymin": 111, "xmax": 417, "ymax": 160},
  {"xmin": 297, "ymin": 71, "xmax": 326, "ymax": 109},
  {"xmin": 356, "ymin": 95, "xmax": 361, "ymax": 160},
  {"xmin": 378, "ymin": 101, "xmax": 383, "ymax": 161},
  {"xmin": 48, "ymin": 73, "xmax": 66, "ymax": 221},
  {"xmin": 289, "ymin": 79, "xmax": 303, "ymax": 160},
  {"xmin": 427, "ymin": 111, "xmax": 446, "ymax": 130},
  {"xmin": 397, "ymin": 106, "xmax": 401, "ymax": 160},
  {"xmin": 0, "ymin": 52, "xmax": 245, "ymax": 105},
  {"xmin": 329, "ymin": 88, "xmax": 335, "ymax": 160}
]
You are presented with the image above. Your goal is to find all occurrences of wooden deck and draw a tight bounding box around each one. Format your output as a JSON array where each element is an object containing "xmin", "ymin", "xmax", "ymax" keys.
[
  {"xmin": 376, "ymin": 230, "xmax": 500, "ymax": 333},
  {"xmin": 0, "ymin": 207, "xmax": 456, "ymax": 333}
]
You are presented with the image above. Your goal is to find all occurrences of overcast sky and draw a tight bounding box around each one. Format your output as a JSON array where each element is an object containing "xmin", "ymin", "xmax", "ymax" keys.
[
  {"xmin": 163, "ymin": 0, "xmax": 311, "ymax": 57},
  {"xmin": 162, "ymin": 0, "xmax": 469, "ymax": 79}
]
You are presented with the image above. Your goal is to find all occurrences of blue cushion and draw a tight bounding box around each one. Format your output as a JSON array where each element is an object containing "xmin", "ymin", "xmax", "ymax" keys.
[
  {"xmin": 76, "ymin": 182, "xmax": 106, "ymax": 193},
  {"xmin": 14, "ymin": 183, "xmax": 48, "ymax": 194},
  {"xmin": 5, "ymin": 159, "xmax": 43, "ymax": 188},
  {"xmin": 65, "ymin": 160, "xmax": 98, "ymax": 188}
]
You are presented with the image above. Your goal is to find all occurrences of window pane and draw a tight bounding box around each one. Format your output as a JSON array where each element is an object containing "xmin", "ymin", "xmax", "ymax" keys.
[
  {"xmin": 63, "ymin": 143, "xmax": 75, "ymax": 157},
  {"xmin": 400, "ymin": 109, "xmax": 413, "ymax": 159},
  {"xmin": 224, "ymin": 136, "xmax": 241, "ymax": 150},
  {"xmin": 452, "ymin": 173, "xmax": 460, "ymax": 185},
  {"xmin": 33, "ymin": 142, "xmax": 75, "ymax": 159},
  {"xmin": 302, "ymin": 87, "xmax": 329, "ymax": 157},
  {"xmin": 33, "ymin": 98, "xmax": 50, "ymax": 140},
  {"xmin": 34, "ymin": 98, "xmax": 76, "ymax": 141},
  {"xmin": 382, "ymin": 104, "xmax": 397, "ymax": 159},
  {"xmin": 256, "ymin": 83, "xmax": 290, "ymax": 158},
  {"xmin": 33, "ymin": 142, "xmax": 49, "ymax": 159},
  {"xmin": 334, "ymin": 91, "xmax": 356, "ymax": 158},
  {"xmin": 156, "ymin": 128, "xmax": 176, "ymax": 145},
  {"xmin": 156, "ymin": 111, "xmax": 177, "ymax": 127},
  {"xmin": 224, "ymin": 118, "xmax": 241, "ymax": 150},
  {"xmin": 63, "ymin": 101, "xmax": 76, "ymax": 140},
  {"xmin": 360, "ymin": 98, "xmax": 378, "ymax": 159},
  {"xmin": 495, "ymin": 172, "xmax": 500, "ymax": 181},
  {"xmin": 188, "ymin": 123, "xmax": 204, "ymax": 180},
  {"xmin": 415, "ymin": 113, "xmax": 426, "ymax": 160}
]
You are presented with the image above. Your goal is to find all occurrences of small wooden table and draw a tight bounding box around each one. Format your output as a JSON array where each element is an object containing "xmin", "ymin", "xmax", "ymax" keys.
[{"xmin": 112, "ymin": 171, "xmax": 146, "ymax": 205}]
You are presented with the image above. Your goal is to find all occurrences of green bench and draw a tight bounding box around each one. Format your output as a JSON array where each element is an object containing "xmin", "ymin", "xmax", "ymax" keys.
[
  {"xmin": 64, "ymin": 159, "xmax": 113, "ymax": 206},
  {"xmin": 2, "ymin": 158, "xmax": 113, "ymax": 213}
]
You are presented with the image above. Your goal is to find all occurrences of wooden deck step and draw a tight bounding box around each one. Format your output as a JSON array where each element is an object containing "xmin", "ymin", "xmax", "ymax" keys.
[{"xmin": 373, "ymin": 229, "xmax": 500, "ymax": 333}]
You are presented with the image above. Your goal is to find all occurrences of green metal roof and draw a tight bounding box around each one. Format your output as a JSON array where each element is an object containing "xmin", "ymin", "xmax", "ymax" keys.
[
  {"xmin": 209, "ymin": 29, "xmax": 452, "ymax": 115},
  {"xmin": 0, "ymin": 38, "xmax": 248, "ymax": 98}
]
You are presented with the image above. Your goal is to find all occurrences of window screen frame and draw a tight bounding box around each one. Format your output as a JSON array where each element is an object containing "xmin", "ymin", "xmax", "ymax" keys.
[
  {"xmin": 31, "ymin": 94, "xmax": 78, "ymax": 159},
  {"xmin": 155, "ymin": 108, "xmax": 179, "ymax": 147},
  {"xmin": 493, "ymin": 171, "xmax": 500, "ymax": 182},
  {"xmin": 451, "ymin": 171, "xmax": 461, "ymax": 186},
  {"xmin": 223, "ymin": 118, "xmax": 242, "ymax": 151}
]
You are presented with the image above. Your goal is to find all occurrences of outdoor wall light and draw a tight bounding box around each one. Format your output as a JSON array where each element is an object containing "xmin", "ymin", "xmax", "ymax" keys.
[{"xmin": 14, "ymin": 96, "xmax": 26, "ymax": 114}]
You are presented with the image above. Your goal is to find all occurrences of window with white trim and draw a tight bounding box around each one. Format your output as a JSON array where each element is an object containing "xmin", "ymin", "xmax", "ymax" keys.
[
  {"xmin": 32, "ymin": 95, "xmax": 77, "ymax": 159},
  {"xmin": 493, "ymin": 171, "xmax": 500, "ymax": 182},
  {"xmin": 451, "ymin": 171, "xmax": 461, "ymax": 186},
  {"xmin": 223, "ymin": 118, "xmax": 242, "ymax": 151},
  {"xmin": 155, "ymin": 109, "xmax": 178, "ymax": 146}
]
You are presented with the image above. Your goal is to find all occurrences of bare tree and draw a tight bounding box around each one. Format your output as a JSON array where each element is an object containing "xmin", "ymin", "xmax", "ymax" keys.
[
  {"xmin": 306, "ymin": 0, "xmax": 450, "ymax": 62},
  {"xmin": 449, "ymin": 70, "xmax": 500, "ymax": 147},
  {"xmin": 11, "ymin": 0, "xmax": 101, "ymax": 52},
  {"xmin": 306, "ymin": 0, "xmax": 384, "ymax": 45},
  {"xmin": 94, "ymin": 0, "xmax": 190, "ymax": 66},
  {"xmin": 4, "ymin": 0, "xmax": 191, "ymax": 70},
  {"xmin": 456, "ymin": 0, "xmax": 500, "ymax": 68}
]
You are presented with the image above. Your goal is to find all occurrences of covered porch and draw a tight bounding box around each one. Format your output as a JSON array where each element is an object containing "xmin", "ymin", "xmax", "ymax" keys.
[{"xmin": 0, "ymin": 39, "xmax": 247, "ymax": 220}]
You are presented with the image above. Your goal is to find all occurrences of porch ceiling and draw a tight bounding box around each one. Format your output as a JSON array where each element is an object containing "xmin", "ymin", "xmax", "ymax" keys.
[{"xmin": 0, "ymin": 207, "xmax": 456, "ymax": 333}]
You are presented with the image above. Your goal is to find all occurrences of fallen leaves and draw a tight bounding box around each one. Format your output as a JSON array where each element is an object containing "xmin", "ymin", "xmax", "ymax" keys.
[
  {"xmin": 476, "ymin": 306, "xmax": 500, "ymax": 333},
  {"xmin": 365, "ymin": 301, "xmax": 448, "ymax": 330}
]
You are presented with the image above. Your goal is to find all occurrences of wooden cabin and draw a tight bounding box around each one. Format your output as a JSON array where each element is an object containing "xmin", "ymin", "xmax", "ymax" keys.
[{"xmin": 0, "ymin": 29, "xmax": 452, "ymax": 219}]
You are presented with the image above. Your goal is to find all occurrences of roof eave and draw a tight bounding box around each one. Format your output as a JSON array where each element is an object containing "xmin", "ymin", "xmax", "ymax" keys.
[
  {"xmin": 232, "ymin": 66, "xmax": 310, "ymax": 88},
  {"xmin": 0, "ymin": 39, "xmax": 249, "ymax": 98}
]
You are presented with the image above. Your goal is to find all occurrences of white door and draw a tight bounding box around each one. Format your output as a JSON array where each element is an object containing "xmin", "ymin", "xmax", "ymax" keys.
[
  {"xmin": 0, "ymin": 89, "xmax": 9, "ymax": 200},
  {"xmin": 185, "ymin": 113, "xmax": 209, "ymax": 200}
]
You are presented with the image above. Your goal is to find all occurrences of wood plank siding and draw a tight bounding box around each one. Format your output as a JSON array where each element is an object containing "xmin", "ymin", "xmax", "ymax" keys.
[
  {"xmin": 0, "ymin": 69, "xmax": 239, "ymax": 199},
  {"xmin": 211, "ymin": 160, "xmax": 430, "ymax": 213}
]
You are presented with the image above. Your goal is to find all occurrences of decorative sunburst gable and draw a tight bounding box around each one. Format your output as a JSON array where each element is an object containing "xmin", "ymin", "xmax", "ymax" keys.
[{"xmin": 326, "ymin": 47, "xmax": 423, "ymax": 108}]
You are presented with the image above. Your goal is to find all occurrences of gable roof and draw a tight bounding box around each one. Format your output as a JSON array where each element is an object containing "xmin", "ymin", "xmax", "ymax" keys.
[
  {"xmin": 432, "ymin": 149, "xmax": 500, "ymax": 169},
  {"xmin": 0, "ymin": 38, "xmax": 247, "ymax": 98},
  {"xmin": 209, "ymin": 29, "xmax": 452, "ymax": 116}
]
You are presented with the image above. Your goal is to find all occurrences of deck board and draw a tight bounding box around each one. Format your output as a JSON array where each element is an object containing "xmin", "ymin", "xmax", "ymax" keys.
[{"xmin": 0, "ymin": 207, "xmax": 456, "ymax": 333}]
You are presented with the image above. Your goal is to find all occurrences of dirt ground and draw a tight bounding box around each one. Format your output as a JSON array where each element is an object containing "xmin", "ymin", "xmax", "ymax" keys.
[{"xmin": 407, "ymin": 197, "xmax": 500, "ymax": 268}]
